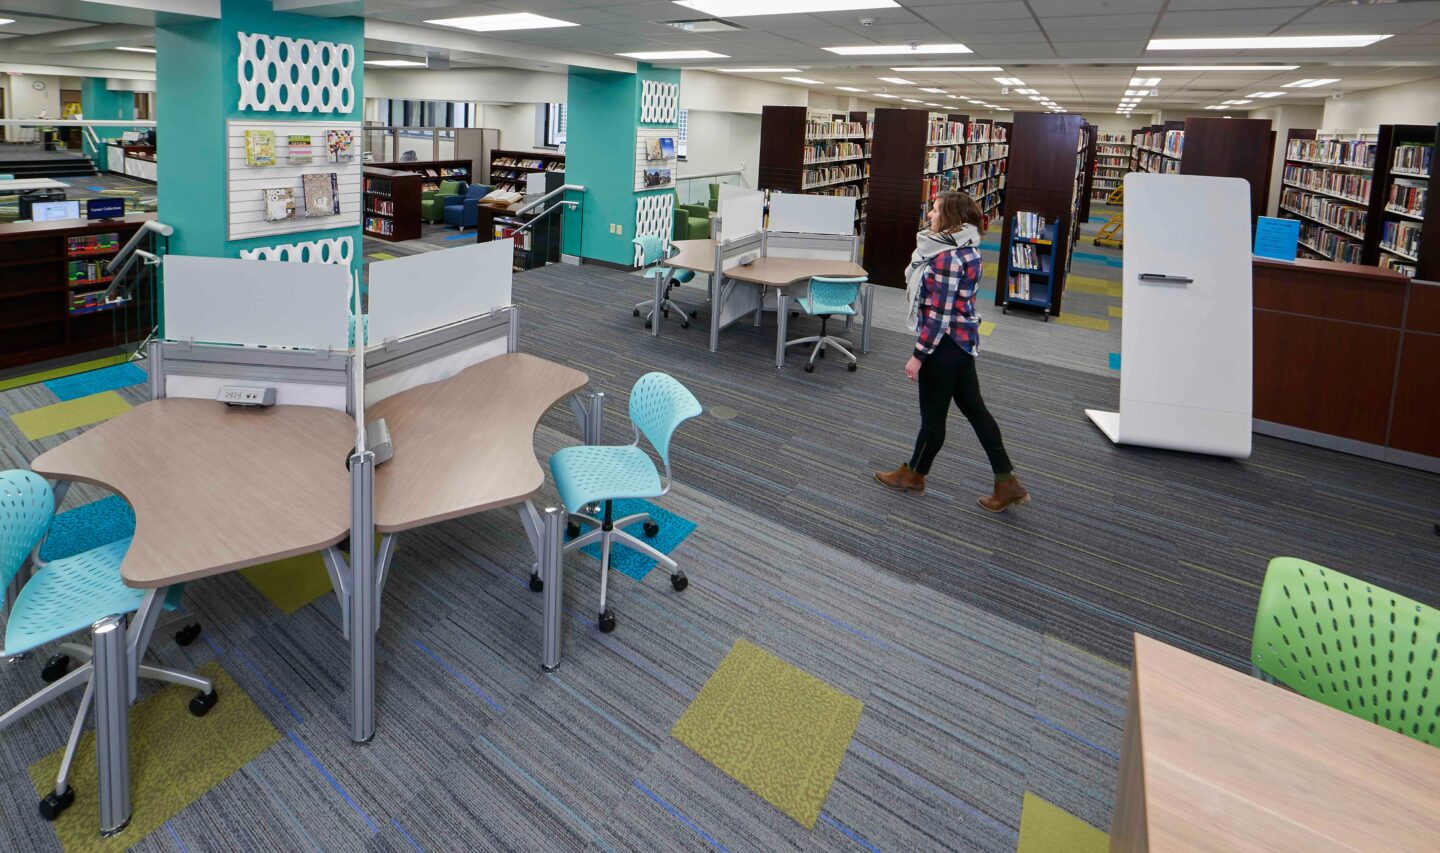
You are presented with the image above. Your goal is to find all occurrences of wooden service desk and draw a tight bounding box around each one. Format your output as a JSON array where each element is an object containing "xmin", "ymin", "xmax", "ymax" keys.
[
  {"xmin": 30, "ymin": 398, "xmax": 354, "ymax": 586},
  {"xmin": 1253, "ymin": 258, "xmax": 1438, "ymax": 472},
  {"xmin": 368, "ymin": 352, "xmax": 589, "ymax": 532},
  {"xmin": 1111, "ymin": 634, "xmax": 1440, "ymax": 852}
]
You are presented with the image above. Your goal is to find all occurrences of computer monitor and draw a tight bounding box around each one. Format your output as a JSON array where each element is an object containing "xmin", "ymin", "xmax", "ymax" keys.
[
  {"xmin": 31, "ymin": 200, "xmax": 81, "ymax": 222},
  {"xmin": 86, "ymin": 197, "xmax": 125, "ymax": 221}
]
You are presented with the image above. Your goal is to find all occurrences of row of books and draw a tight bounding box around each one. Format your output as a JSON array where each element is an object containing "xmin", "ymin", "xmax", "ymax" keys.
[
  {"xmin": 1392, "ymin": 143, "xmax": 1433, "ymax": 176},
  {"xmin": 70, "ymin": 290, "xmax": 125, "ymax": 315},
  {"xmin": 962, "ymin": 160, "xmax": 1006, "ymax": 187},
  {"xmin": 65, "ymin": 233, "xmax": 120, "ymax": 256},
  {"xmin": 494, "ymin": 222, "xmax": 534, "ymax": 251},
  {"xmin": 362, "ymin": 177, "xmax": 392, "ymax": 197},
  {"xmin": 924, "ymin": 146, "xmax": 962, "ymax": 174},
  {"xmin": 966, "ymin": 176, "xmax": 1005, "ymax": 201},
  {"xmin": 1286, "ymin": 138, "xmax": 1376, "ymax": 170},
  {"xmin": 1133, "ymin": 129, "xmax": 1165, "ymax": 152},
  {"xmin": 1381, "ymin": 220, "xmax": 1423, "ymax": 259},
  {"xmin": 404, "ymin": 166, "xmax": 467, "ymax": 178},
  {"xmin": 1011, "ymin": 242, "xmax": 1044, "ymax": 271},
  {"xmin": 805, "ymin": 119, "xmax": 866, "ymax": 140},
  {"xmin": 1281, "ymin": 165, "xmax": 1371, "ymax": 203},
  {"xmin": 802, "ymin": 163, "xmax": 867, "ymax": 189},
  {"xmin": 493, "ymin": 157, "xmax": 548, "ymax": 170},
  {"xmin": 1386, "ymin": 182, "xmax": 1427, "ymax": 218},
  {"xmin": 491, "ymin": 169, "xmax": 535, "ymax": 181},
  {"xmin": 966, "ymin": 122, "xmax": 1006, "ymax": 144},
  {"xmin": 1013, "ymin": 211, "xmax": 1048, "ymax": 241},
  {"xmin": 809, "ymin": 183, "xmax": 864, "ymax": 198},
  {"xmin": 1281, "ymin": 189, "xmax": 1368, "ymax": 238},
  {"xmin": 1136, "ymin": 151, "xmax": 1180, "ymax": 174},
  {"xmin": 67, "ymin": 260, "xmax": 110, "ymax": 283},
  {"xmin": 803, "ymin": 141, "xmax": 866, "ymax": 163},
  {"xmin": 1096, "ymin": 132, "xmax": 1129, "ymax": 145},
  {"xmin": 1007, "ymin": 273, "xmax": 1041, "ymax": 301},
  {"xmin": 366, "ymin": 199, "xmax": 395, "ymax": 216},
  {"xmin": 965, "ymin": 143, "xmax": 1008, "ymax": 165},
  {"xmin": 1382, "ymin": 255, "xmax": 1417, "ymax": 277},
  {"xmin": 364, "ymin": 216, "xmax": 395, "ymax": 236},
  {"xmin": 927, "ymin": 119, "xmax": 964, "ymax": 146},
  {"xmin": 1298, "ymin": 222, "xmax": 1364, "ymax": 263},
  {"xmin": 1162, "ymin": 131, "xmax": 1184, "ymax": 159},
  {"xmin": 492, "ymin": 180, "xmax": 527, "ymax": 192}
]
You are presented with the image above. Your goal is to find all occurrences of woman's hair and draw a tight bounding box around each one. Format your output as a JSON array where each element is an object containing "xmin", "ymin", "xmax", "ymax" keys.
[{"xmin": 932, "ymin": 191, "xmax": 985, "ymax": 234}]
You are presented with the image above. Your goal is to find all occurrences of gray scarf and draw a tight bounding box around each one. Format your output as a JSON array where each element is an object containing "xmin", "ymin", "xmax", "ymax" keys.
[{"xmin": 905, "ymin": 224, "xmax": 982, "ymax": 330}]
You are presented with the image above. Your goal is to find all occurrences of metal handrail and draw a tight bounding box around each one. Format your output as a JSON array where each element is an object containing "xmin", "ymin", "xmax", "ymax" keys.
[
  {"xmin": 515, "ymin": 183, "xmax": 585, "ymax": 215},
  {"xmin": 675, "ymin": 169, "xmax": 745, "ymax": 183},
  {"xmin": 105, "ymin": 220, "xmax": 174, "ymax": 294},
  {"xmin": 510, "ymin": 200, "xmax": 578, "ymax": 236}
]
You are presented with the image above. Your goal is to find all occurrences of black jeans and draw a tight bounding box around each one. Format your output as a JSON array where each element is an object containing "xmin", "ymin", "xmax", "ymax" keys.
[{"xmin": 908, "ymin": 335, "xmax": 1013, "ymax": 477}]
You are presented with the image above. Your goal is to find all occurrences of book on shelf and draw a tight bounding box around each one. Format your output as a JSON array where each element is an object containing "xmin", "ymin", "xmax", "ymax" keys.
[
  {"xmin": 1381, "ymin": 220, "xmax": 1423, "ymax": 260},
  {"xmin": 1280, "ymin": 189, "xmax": 1368, "ymax": 237},
  {"xmin": 65, "ymin": 233, "xmax": 120, "ymax": 255},
  {"xmin": 803, "ymin": 162, "xmax": 866, "ymax": 189},
  {"xmin": 805, "ymin": 118, "xmax": 866, "ymax": 139},
  {"xmin": 364, "ymin": 216, "xmax": 394, "ymax": 236},
  {"xmin": 927, "ymin": 118, "xmax": 963, "ymax": 146},
  {"xmin": 1285, "ymin": 137, "xmax": 1375, "ymax": 169},
  {"xmin": 363, "ymin": 176, "xmax": 392, "ymax": 196},
  {"xmin": 1386, "ymin": 181, "xmax": 1427, "ymax": 218},
  {"xmin": 1162, "ymin": 130, "xmax": 1184, "ymax": 159},
  {"xmin": 1011, "ymin": 242, "xmax": 1043, "ymax": 271},
  {"xmin": 803, "ymin": 141, "xmax": 866, "ymax": 163},
  {"xmin": 67, "ymin": 259, "xmax": 110, "ymax": 283},
  {"xmin": 1392, "ymin": 142, "xmax": 1433, "ymax": 176},
  {"xmin": 1007, "ymin": 273, "xmax": 1035, "ymax": 301},
  {"xmin": 1013, "ymin": 211, "xmax": 1047, "ymax": 241}
]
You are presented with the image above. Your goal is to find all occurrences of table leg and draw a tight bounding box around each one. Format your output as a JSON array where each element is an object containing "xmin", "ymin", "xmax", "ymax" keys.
[
  {"xmin": 652, "ymin": 270, "xmax": 666, "ymax": 338},
  {"xmin": 775, "ymin": 287, "xmax": 788, "ymax": 369},
  {"xmin": 92, "ymin": 615, "xmax": 130, "ymax": 837},
  {"xmin": 709, "ymin": 275, "xmax": 722, "ymax": 353},
  {"xmin": 541, "ymin": 506, "xmax": 566, "ymax": 672},
  {"xmin": 862, "ymin": 284, "xmax": 874, "ymax": 354},
  {"xmin": 349, "ymin": 450, "xmax": 377, "ymax": 744}
]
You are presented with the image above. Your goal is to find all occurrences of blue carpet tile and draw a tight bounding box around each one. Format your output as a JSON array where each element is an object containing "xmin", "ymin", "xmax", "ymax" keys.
[
  {"xmin": 43, "ymin": 362, "xmax": 147, "ymax": 401},
  {"xmin": 568, "ymin": 498, "xmax": 697, "ymax": 581},
  {"xmin": 1108, "ymin": 352, "xmax": 1122, "ymax": 371}
]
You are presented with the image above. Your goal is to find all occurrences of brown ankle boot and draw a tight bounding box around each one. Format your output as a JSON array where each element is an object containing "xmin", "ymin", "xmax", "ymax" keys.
[
  {"xmin": 978, "ymin": 476, "xmax": 1029, "ymax": 513},
  {"xmin": 875, "ymin": 464, "xmax": 925, "ymax": 495}
]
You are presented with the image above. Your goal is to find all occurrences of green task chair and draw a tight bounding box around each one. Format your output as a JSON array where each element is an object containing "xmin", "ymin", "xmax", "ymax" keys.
[
  {"xmin": 633, "ymin": 235, "xmax": 700, "ymax": 331},
  {"xmin": 784, "ymin": 276, "xmax": 865, "ymax": 373},
  {"xmin": 1251, "ymin": 556, "xmax": 1439, "ymax": 747},
  {"xmin": 0, "ymin": 470, "xmax": 215, "ymax": 821},
  {"xmin": 420, "ymin": 179, "xmax": 466, "ymax": 223},
  {"xmin": 548, "ymin": 373, "xmax": 701, "ymax": 634}
]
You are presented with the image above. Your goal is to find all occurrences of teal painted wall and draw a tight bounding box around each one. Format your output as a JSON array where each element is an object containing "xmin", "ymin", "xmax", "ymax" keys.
[
  {"xmin": 156, "ymin": 0, "xmax": 363, "ymax": 265},
  {"xmin": 80, "ymin": 78, "xmax": 136, "ymax": 163}
]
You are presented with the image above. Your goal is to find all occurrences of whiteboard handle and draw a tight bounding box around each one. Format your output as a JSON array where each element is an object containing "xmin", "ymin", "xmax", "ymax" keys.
[{"xmin": 1138, "ymin": 273, "xmax": 1193, "ymax": 285}]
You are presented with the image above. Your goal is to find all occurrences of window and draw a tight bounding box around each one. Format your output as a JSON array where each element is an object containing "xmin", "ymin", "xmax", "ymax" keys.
[
  {"xmin": 545, "ymin": 102, "xmax": 566, "ymax": 147},
  {"xmin": 677, "ymin": 108, "xmax": 688, "ymax": 159}
]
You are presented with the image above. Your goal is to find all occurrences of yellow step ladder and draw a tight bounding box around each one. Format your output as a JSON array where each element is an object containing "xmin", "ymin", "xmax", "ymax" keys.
[{"xmin": 1093, "ymin": 184, "xmax": 1123, "ymax": 247}]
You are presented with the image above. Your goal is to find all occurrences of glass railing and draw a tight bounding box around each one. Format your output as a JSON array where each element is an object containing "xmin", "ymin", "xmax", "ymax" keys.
[
  {"xmin": 361, "ymin": 126, "xmax": 462, "ymax": 163},
  {"xmin": 674, "ymin": 170, "xmax": 746, "ymax": 210}
]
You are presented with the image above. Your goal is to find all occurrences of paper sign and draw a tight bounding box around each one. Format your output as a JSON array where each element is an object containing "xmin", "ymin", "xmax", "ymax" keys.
[{"xmin": 1253, "ymin": 216, "xmax": 1300, "ymax": 262}]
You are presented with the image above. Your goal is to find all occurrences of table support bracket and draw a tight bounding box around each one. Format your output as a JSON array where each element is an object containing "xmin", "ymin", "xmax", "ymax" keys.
[
  {"xmin": 568, "ymin": 390, "xmax": 606, "ymax": 446},
  {"xmin": 348, "ymin": 449, "xmax": 377, "ymax": 744},
  {"xmin": 92, "ymin": 615, "xmax": 130, "ymax": 838},
  {"xmin": 539, "ymin": 505, "xmax": 566, "ymax": 672}
]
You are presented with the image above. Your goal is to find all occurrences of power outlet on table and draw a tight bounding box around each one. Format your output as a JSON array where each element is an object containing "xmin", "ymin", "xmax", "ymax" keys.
[{"xmin": 217, "ymin": 386, "xmax": 277, "ymax": 407}]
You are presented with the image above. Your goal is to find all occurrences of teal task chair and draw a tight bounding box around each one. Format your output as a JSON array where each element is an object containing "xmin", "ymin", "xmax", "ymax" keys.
[
  {"xmin": 549, "ymin": 373, "xmax": 702, "ymax": 633},
  {"xmin": 0, "ymin": 470, "xmax": 214, "ymax": 822},
  {"xmin": 784, "ymin": 276, "xmax": 866, "ymax": 373},
  {"xmin": 1251, "ymin": 556, "xmax": 1439, "ymax": 747},
  {"xmin": 632, "ymin": 234, "xmax": 700, "ymax": 331}
]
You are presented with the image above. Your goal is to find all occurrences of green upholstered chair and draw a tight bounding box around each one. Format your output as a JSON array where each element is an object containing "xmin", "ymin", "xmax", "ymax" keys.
[
  {"xmin": 420, "ymin": 179, "xmax": 466, "ymax": 223},
  {"xmin": 673, "ymin": 199, "xmax": 710, "ymax": 240},
  {"xmin": 707, "ymin": 183, "xmax": 720, "ymax": 212},
  {"xmin": 1251, "ymin": 556, "xmax": 1440, "ymax": 747}
]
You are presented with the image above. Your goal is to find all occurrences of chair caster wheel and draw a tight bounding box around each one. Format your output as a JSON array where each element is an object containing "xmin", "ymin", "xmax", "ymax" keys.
[
  {"xmin": 670, "ymin": 572, "xmax": 688, "ymax": 592},
  {"xmin": 644, "ymin": 319, "xmax": 652, "ymax": 330},
  {"xmin": 41, "ymin": 654, "xmax": 70, "ymax": 683},
  {"xmin": 1002, "ymin": 306, "xmax": 1008, "ymax": 315},
  {"xmin": 643, "ymin": 520, "xmax": 660, "ymax": 538},
  {"xmin": 174, "ymin": 622, "xmax": 202, "ymax": 646},
  {"xmin": 680, "ymin": 320, "xmax": 690, "ymax": 329},
  {"xmin": 662, "ymin": 309, "xmax": 670, "ymax": 318},
  {"xmin": 690, "ymin": 311, "xmax": 698, "ymax": 319},
  {"xmin": 188, "ymin": 689, "xmax": 218, "ymax": 717},
  {"xmin": 529, "ymin": 572, "xmax": 544, "ymax": 593},
  {"xmin": 38, "ymin": 787, "xmax": 75, "ymax": 821},
  {"xmin": 817, "ymin": 349, "xmax": 825, "ymax": 358},
  {"xmin": 633, "ymin": 308, "xmax": 641, "ymax": 317},
  {"xmin": 790, "ymin": 311, "xmax": 799, "ymax": 318},
  {"xmin": 598, "ymin": 610, "xmax": 616, "ymax": 633},
  {"xmin": 566, "ymin": 521, "xmax": 581, "ymax": 539},
  {"xmin": 847, "ymin": 363, "xmax": 858, "ymax": 372},
  {"xmin": 804, "ymin": 364, "xmax": 815, "ymax": 373}
]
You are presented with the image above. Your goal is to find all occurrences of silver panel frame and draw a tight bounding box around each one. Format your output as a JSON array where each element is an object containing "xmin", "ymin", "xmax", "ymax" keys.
[
  {"xmin": 147, "ymin": 339, "xmax": 355, "ymax": 412},
  {"xmin": 363, "ymin": 307, "xmax": 516, "ymax": 383}
]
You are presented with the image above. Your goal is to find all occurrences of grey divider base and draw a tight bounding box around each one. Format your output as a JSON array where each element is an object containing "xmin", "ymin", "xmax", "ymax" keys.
[
  {"xmin": 148, "ymin": 339, "xmax": 356, "ymax": 409},
  {"xmin": 362, "ymin": 307, "xmax": 515, "ymax": 384}
]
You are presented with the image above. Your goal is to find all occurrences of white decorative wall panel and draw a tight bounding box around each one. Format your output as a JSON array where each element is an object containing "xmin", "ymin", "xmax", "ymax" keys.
[
  {"xmin": 640, "ymin": 80, "xmax": 679, "ymax": 124},
  {"xmin": 634, "ymin": 127, "xmax": 679, "ymax": 192},
  {"xmin": 225, "ymin": 119, "xmax": 361, "ymax": 241},
  {"xmin": 237, "ymin": 32, "xmax": 355, "ymax": 114},
  {"xmin": 634, "ymin": 192, "xmax": 675, "ymax": 266},
  {"xmin": 239, "ymin": 235, "xmax": 354, "ymax": 265}
]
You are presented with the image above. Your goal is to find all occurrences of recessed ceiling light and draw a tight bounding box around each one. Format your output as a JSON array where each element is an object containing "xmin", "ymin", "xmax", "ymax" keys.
[
  {"xmin": 890, "ymin": 66, "xmax": 1004, "ymax": 72},
  {"xmin": 1283, "ymin": 78, "xmax": 1340, "ymax": 88},
  {"xmin": 836, "ymin": 86, "xmax": 868, "ymax": 92},
  {"xmin": 925, "ymin": 102, "xmax": 945, "ymax": 107},
  {"xmin": 993, "ymin": 76, "xmax": 1025, "ymax": 86},
  {"xmin": 784, "ymin": 76, "xmax": 825, "ymax": 85},
  {"xmin": 1015, "ymin": 88, "xmax": 1038, "ymax": 95},
  {"xmin": 116, "ymin": 46, "xmax": 157, "ymax": 54},
  {"xmin": 1028, "ymin": 95, "xmax": 1044, "ymax": 101},
  {"xmin": 878, "ymin": 76, "xmax": 914, "ymax": 85},
  {"xmin": 1221, "ymin": 99, "xmax": 1253, "ymax": 105},
  {"xmin": 902, "ymin": 98, "xmax": 923, "ymax": 103},
  {"xmin": 1135, "ymin": 64, "xmax": 1299, "ymax": 71},
  {"xmin": 673, "ymin": 0, "xmax": 898, "ymax": 15},
  {"xmin": 617, "ymin": 50, "xmax": 729, "ymax": 60},
  {"xmin": 426, "ymin": 13, "xmax": 577, "ymax": 32},
  {"xmin": 717, "ymin": 67, "xmax": 802, "ymax": 73},
  {"xmin": 1204, "ymin": 105, "xmax": 1229, "ymax": 110},
  {"xmin": 919, "ymin": 87, "xmax": 947, "ymax": 93},
  {"xmin": 826, "ymin": 43, "xmax": 972, "ymax": 55},
  {"xmin": 364, "ymin": 59, "xmax": 426, "ymax": 67},
  {"xmin": 945, "ymin": 94, "xmax": 960, "ymax": 99},
  {"xmin": 1248, "ymin": 91, "xmax": 1285, "ymax": 98},
  {"xmin": 875, "ymin": 93, "xmax": 899, "ymax": 98},
  {"xmin": 0, "ymin": 18, "xmax": 13, "ymax": 25},
  {"xmin": 1130, "ymin": 77, "xmax": 1161, "ymax": 87},
  {"xmin": 1148, "ymin": 35, "xmax": 1389, "ymax": 51}
]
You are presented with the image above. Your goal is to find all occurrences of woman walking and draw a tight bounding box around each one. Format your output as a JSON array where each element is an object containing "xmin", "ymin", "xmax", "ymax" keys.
[{"xmin": 875, "ymin": 191, "xmax": 1028, "ymax": 512}]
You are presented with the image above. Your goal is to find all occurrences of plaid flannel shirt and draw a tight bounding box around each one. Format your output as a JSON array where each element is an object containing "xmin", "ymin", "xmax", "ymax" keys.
[{"xmin": 914, "ymin": 246, "xmax": 983, "ymax": 360}]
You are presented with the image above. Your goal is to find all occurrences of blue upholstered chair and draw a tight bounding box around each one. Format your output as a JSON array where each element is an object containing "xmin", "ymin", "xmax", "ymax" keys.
[
  {"xmin": 632, "ymin": 235, "xmax": 700, "ymax": 331},
  {"xmin": 421, "ymin": 179, "xmax": 466, "ymax": 223},
  {"xmin": 0, "ymin": 470, "xmax": 213, "ymax": 822},
  {"xmin": 443, "ymin": 183, "xmax": 494, "ymax": 230},
  {"xmin": 549, "ymin": 373, "xmax": 702, "ymax": 634},
  {"xmin": 785, "ymin": 276, "xmax": 865, "ymax": 373}
]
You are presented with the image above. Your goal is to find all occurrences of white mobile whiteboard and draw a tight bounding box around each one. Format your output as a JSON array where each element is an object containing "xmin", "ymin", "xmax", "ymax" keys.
[
  {"xmin": 163, "ymin": 254, "xmax": 351, "ymax": 350},
  {"xmin": 366, "ymin": 241, "xmax": 513, "ymax": 343},
  {"xmin": 717, "ymin": 189, "xmax": 764, "ymax": 242},
  {"xmin": 767, "ymin": 193, "xmax": 856, "ymax": 236}
]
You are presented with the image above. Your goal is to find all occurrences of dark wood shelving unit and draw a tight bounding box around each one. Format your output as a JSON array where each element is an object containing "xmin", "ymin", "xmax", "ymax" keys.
[
  {"xmin": 362, "ymin": 167, "xmax": 423, "ymax": 242},
  {"xmin": 862, "ymin": 108, "xmax": 929, "ymax": 288},
  {"xmin": 1373, "ymin": 123, "xmax": 1437, "ymax": 279},
  {"xmin": 1180, "ymin": 117, "xmax": 1274, "ymax": 227},
  {"xmin": 1077, "ymin": 122, "xmax": 1098, "ymax": 223},
  {"xmin": 759, "ymin": 106, "xmax": 870, "ymax": 229},
  {"xmin": 1092, "ymin": 131, "xmax": 1129, "ymax": 203},
  {"xmin": 0, "ymin": 214, "xmax": 154, "ymax": 370},
  {"xmin": 489, "ymin": 148, "xmax": 565, "ymax": 194},
  {"xmin": 475, "ymin": 202, "xmax": 563, "ymax": 270},
  {"xmin": 1132, "ymin": 121, "xmax": 1184, "ymax": 174},
  {"xmin": 993, "ymin": 112, "xmax": 1084, "ymax": 318},
  {"xmin": 364, "ymin": 158, "xmax": 472, "ymax": 193}
]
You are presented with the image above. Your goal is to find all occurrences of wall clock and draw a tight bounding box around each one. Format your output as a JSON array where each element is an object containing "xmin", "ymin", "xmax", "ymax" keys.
[{"xmin": 32, "ymin": 80, "xmax": 46, "ymax": 91}]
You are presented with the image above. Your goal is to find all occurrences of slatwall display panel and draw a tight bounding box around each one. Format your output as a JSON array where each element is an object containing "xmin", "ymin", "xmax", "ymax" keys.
[
  {"xmin": 226, "ymin": 119, "xmax": 362, "ymax": 241},
  {"xmin": 634, "ymin": 192, "xmax": 675, "ymax": 266},
  {"xmin": 640, "ymin": 80, "xmax": 679, "ymax": 124},
  {"xmin": 634, "ymin": 126, "xmax": 679, "ymax": 192}
]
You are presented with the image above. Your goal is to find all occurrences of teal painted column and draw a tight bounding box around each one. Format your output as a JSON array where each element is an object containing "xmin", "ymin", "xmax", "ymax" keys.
[
  {"xmin": 563, "ymin": 63, "xmax": 680, "ymax": 266},
  {"xmin": 156, "ymin": 0, "xmax": 364, "ymax": 266},
  {"xmin": 80, "ymin": 78, "xmax": 135, "ymax": 163}
]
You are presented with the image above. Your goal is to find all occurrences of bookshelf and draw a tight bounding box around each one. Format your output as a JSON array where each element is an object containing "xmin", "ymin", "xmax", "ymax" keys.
[
  {"xmin": 365, "ymin": 159, "xmax": 472, "ymax": 195},
  {"xmin": 1278, "ymin": 129, "xmax": 1375, "ymax": 263},
  {"xmin": 959, "ymin": 117, "xmax": 1009, "ymax": 225},
  {"xmin": 1132, "ymin": 122, "xmax": 1184, "ymax": 174},
  {"xmin": 0, "ymin": 214, "xmax": 154, "ymax": 370},
  {"xmin": 489, "ymin": 148, "xmax": 565, "ymax": 194},
  {"xmin": 1076, "ymin": 123, "xmax": 1098, "ymax": 223},
  {"xmin": 993, "ymin": 112, "xmax": 1085, "ymax": 318},
  {"xmin": 362, "ymin": 167, "xmax": 423, "ymax": 242},
  {"xmin": 1092, "ymin": 131, "xmax": 1130, "ymax": 203},
  {"xmin": 1374, "ymin": 123, "xmax": 1436, "ymax": 278},
  {"xmin": 759, "ymin": 106, "xmax": 871, "ymax": 229}
]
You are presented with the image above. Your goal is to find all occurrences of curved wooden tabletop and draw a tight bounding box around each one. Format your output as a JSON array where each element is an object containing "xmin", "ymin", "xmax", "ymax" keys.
[
  {"xmin": 723, "ymin": 256, "xmax": 867, "ymax": 286},
  {"xmin": 664, "ymin": 239, "xmax": 716, "ymax": 273},
  {"xmin": 29, "ymin": 398, "xmax": 354, "ymax": 588},
  {"xmin": 367, "ymin": 352, "xmax": 589, "ymax": 533}
]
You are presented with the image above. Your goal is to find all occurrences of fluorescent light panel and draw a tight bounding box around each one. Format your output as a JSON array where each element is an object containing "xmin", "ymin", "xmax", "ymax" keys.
[
  {"xmin": 1148, "ymin": 35, "xmax": 1389, "ymax": 50},
  {"xmin": 1248, "ymin": 91, "xmax": 1285, "ymax": 98},
  {"xmin": 1015, "ymin": 88, "xmax": 1038, "ymax": 95},
  {"xmin": 426, "ymin": 13, "xmax": 577, "ymax": 32},
  {"xmin": 1283, "ymin": 78, "xmax": 1339, "ymax": 88},
  {"xmin": 890, "ymin": 66, "xmax": 1003, "ymax": 72},
  {"xmin": 919, "ymin": 87, "xmax": 946, "ymax": 93},
  {"xmin": 1204, "ymin": 105, "xmax": 1228, "ymax": 110},
  {"xmin": 674, "ymin": 0, "xmax": 898, "ymax": 15},
  {"xmin": 784, "ymin": 76, "xmax": 825, "ymax": 84},
  {"xmin": 902, "ymin": 98, "xmax": 923, "ymax": 103},
  {"xmin": 1135, "ymin": 65, "xmax": 1298, "ymax": 71},
  {"xmin": 875, "ymin": 93, "xmax": 899, "ymax": 98},
  {"xmin": 0, "ymin": 18, "xmax": 14, "ymax": 25},
  {"xmin": 993, "ymin": 76, "xmax": 1024, "ymax": 86},
  {"xmin": 836, "ymin": 86, "xmax": 868, "ymax": 92},
  {"xmin": 826, "ymin": 43, "xmax": 971, "ymax": 55},
  {"xmin": 1221, "ymin": 99, "xmax": 1252, "ymax": 105},
  {"xmin": 617, "ymin": 50, "xmax": 728, "ymax": 59},
  {"xmin": 878, "ymin": 76, "xmax": 913, "ymax": 85},
  {"xmin": 717, "ymin": 67, "xmax": 801, "ymax": 73},
  {"xmin": 364, "ymin": 59, "xmax": 425, "ymax": 67},
  {"xmin": 1130, "ymin": 77, "xmax": 1161, "ymax": 87},
  {"xmin": 116, "ymin": 46, "xmax": 157, "ymax": 53}
]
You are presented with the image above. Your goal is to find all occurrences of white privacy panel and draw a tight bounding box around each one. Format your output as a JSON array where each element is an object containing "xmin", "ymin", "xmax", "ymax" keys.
[
  {"xmin": 634, "ymin": 126, "xmax": 678, "ymax": 192},
  {"xmin": 634, "ymin": 192, "xmax": 676, "ymax": 266},
  {"xmin": 717, "ymin": 189, "xmax": 765, "ymax": 242},
  {"xmin": 239, "ymin": 235, "xmax": 354, "ymax": 265},
  {"xmin": 163, "ymin": 254, "xmax": 351, "ymax": 350},
  {"xmin": 640, "ymin": 80, "xmax": 679, "ymax": 124},
  {"xmin": 226, "ymin": 119, "xmax": 361, "ymax": 241},
  {"xmin": 237, "ymin": 32, "xmax": 355, "ymax": 114},
  {"xmin": 764, "ymin": 232, "xmax": 858, "ymax": 262},
  {"xmin": 365, "ymin": 339, "xmax": 507, "ymax": 406},
  {"xmin": 768, "ymin": 193, "xmax": 856, "ymax": 236},
  {"xmin": 367, "ymin": 241, "xmax": 513, "ymax": 343}
]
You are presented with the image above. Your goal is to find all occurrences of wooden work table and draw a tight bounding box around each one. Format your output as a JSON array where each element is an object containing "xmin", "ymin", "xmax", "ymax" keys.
[
  {"xmin": 29, "ymin": 398, "xmax": 354, "ymax": 587},
  {"xmin": 1111, "ymin": 634, "xmax": 1440, "ymax": 851},
  {"xmin": 724, "ymin": 255, "xmax": 867, "ymax": 285},
  {"xmin": 665, "ymin": 238, "xmax": 716, "ymax": 274},
  {"xmin": 368, "ymin": 352, "xmax": 589, "ymax": 533}
]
